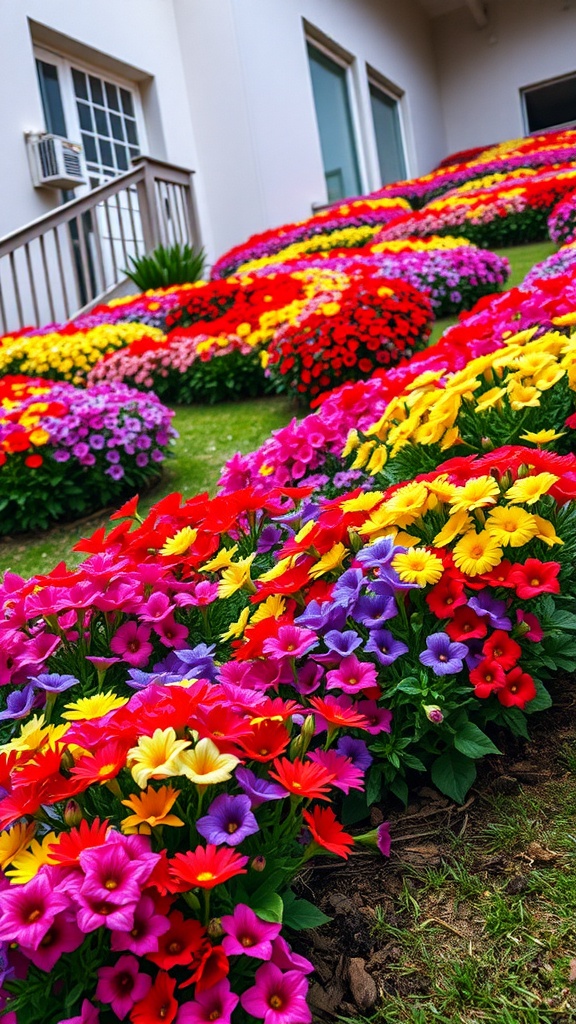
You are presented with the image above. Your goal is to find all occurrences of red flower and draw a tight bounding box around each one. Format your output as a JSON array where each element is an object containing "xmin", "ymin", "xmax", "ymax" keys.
[
  {"xmin": 24, "ymin": 454, "xmax": 43, "ymax": 469},
  {"xmin": 508, "ymin": 559, "xmax": 561, "ymax": 599},
  {"xmin": 482, "ymin": 630, "xmax": 521, "ymax": 670},
  {"xmin": 48, "ymin": 818, "xmax": 110, "ymax": 866},
  {"xmin": 446, "ymin": 606, "xmax": 487, "ymax": 642},
  {"xmin": 268, "ymin": 757, "xmax": 335, "ymax": 801},
  {"xmin": 169, "ymin": 845, "xmax": 249, "ymax": 890},
  {"xmin": 303, "ymin": 806, "xmax": 354, "ymax": 859},
  {"xmin": 181, "ymin": 942, "xmax": 229, "ymax": 992},
  {"xmin": 237, "ymin": 720, "xmax": 291, "ymax": 762},
  {"xmin": 146, "ymin": 910, "xmax": 205, "ymax": 969},
  {"xmin": 130, "ymin": 971, "xmax": 178, "ymax": 1024},
  {"xmin": 426, "ymin": 574, "xmax": 467, "ymax": 618},
  {"xmin": 469, "ymin": 659, "xmax": 506, "ymax": 698},
  {"xmin": 497, "ymin": 667, "xmax": 537, "ymax": 708}
]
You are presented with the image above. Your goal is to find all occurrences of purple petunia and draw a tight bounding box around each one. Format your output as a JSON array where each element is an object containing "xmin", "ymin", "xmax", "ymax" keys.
[
  {"xmin": 196, "ymin": 794, "xmax": 259, "ymax": 846},
  {"xmin": 419, "ymin": 632, "xmax": 468, "ymax": 676}
]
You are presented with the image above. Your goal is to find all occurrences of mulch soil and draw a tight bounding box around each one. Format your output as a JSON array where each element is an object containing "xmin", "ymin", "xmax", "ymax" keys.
[{"xmin": 295, "ymin": 683, "xmax": 576, "ymax": 1021}]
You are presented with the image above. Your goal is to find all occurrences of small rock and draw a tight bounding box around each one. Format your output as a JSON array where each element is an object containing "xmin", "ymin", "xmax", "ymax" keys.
[
  {"xmin": 348, "ymin": 957, "xmax": 377, "ymax": 1010},
  {"xmin": 308, "ymin": 981, "xmax": 344, "ymax": 1014}
]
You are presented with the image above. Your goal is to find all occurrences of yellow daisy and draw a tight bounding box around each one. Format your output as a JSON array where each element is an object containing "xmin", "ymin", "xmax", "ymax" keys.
[
  {"xmin": 520, "ymin": 428, "xmax": 566, "ymax": 445},
  {"xmin": 220, "ymin": 606, "xmax": 251, "ymax": 642},
  {"xmin": 449, "ymin": 476, "xmax": 501, "ymax": 515},
  {"xmin": 433, "ymin": 510, "xmax": 472, "ymax": 547},
  {"xmin": 218, "ymin": 556, "xmax": 256, "ymax": 598},
  {"xmin": 62, "ymin": 692, "xmax": 128, "ymax": 722},
  {"xmin": 309, "ymin": 542, "xmax": 349, "ymax": 579},
  {"xmin": 5, "ymin": 832, "xmax": 59, "ymax": 884},
  {"xmin": 201, "ymin": 545, "xmax": 239, "ymax": 572},
  {"xmin": 121, "ymin": 785, "xmax": 185, "ymax": 834},
  {"xmin": 452, "ymin": 530, "xmax": 503, "ymax": 577},
  {"xmin": 250, "ymin": 594, "xmax": 287, "ymax": 624},
  {"xmin": 160, "ymin": 526, "xmax": 198, "ymax": 557},
  {"xmin": 392, "ymin": 548, "xmax": 444, "ymax": 586},
  {"xmin": 485, "ymin": 506, "xmax": 539, "ymax": 547},
  {"xmin": 532, "ymin": 515, "xmax": 564, "ymax": 547},
  {"xmin": 505, "ymin": 472, "xmax": 559, "ymax": 505},
  {"xmin": 0, "ymin": 822, "xmax": 36, "ymax": 870}
]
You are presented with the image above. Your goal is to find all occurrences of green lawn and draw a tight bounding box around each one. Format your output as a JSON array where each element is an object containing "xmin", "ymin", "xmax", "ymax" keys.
[{"xmin": 0, "ymin": 239, "xmax": 558, "ymax": 579}]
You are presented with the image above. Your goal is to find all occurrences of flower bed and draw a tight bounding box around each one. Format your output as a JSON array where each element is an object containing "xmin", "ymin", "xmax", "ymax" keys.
[
  {"xmin": 548, "ymin": 189, "xmax": 576, "ymax": 245},
  {"xmin": 0, "ymin": 376, "xmax": 176, "ymax": 533},
  {"xmin": 211, "ymin": 197, "xmax": 411, "ymax": 278},
  {"xmin": 378, "ymin": 166, "xmax": 576, "ymax": 248},
  {"xmin": 240, "ymin": 236, "xmax": 510, "ymax": 318},
  {"xmin": 523, "ymin": 242, "xmax": 576, "ymax": 286}
]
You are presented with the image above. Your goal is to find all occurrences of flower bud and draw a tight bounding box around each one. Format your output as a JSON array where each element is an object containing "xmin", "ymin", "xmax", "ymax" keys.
[
  {"xmin": 207, "ymin": 918, "xmax": 223, "ymax": 939},
  {"xmin": 251, "ymin": 855, "xmax": 266, "ymax": 873},
  {"xmin": 289, "ymin": 714, "xmax": 315, "ymax": 759},
  {"xmin": 64, "ymin": 800, "xmax": 83, "ymax": 827},
  {"xmin": 422, "ymin": 704, "xmax": 444, "ymax": 724}
]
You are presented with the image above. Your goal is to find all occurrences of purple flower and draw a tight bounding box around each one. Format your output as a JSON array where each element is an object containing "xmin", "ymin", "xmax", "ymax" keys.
[
  {"xmin": 236, "ymin": 767, "xmax": 286, "ymax": 808},
  {"xmin": 257, "ymin": 525, "xmax": 283, "ymax": 553},
  {"xmin": 355, "ymin": 537, "xmax": 396, "ymax": 570},
  {"xmin": 221, "ymin": 904, "xmax": 281, "ymax": 959},
  {"xmin": 325, "ymin": 655, "xmax": 378, "ymax": 694},
  {"xmin": 353, "ymin": 591, "xmax": 397, "ymax": 628},
  {"xmin": 365, "ymin": 629, "xmax": 408, "ymax": 666},
  {"xmin": 377, "ymin": 822, "xmax": 392, "ymax": 857},
  {"xmin": 0, "ymin": 685, "xmax": 38, "ymax": 721},
  {"xmin": 419, "ymin": 632, "xmax": 468, "ymax": 676},
  {"xmin": 295, "ymin": 599, "xmax": 348, "ymax": 633},
  {"xmin": 196, "ymin": 794, "xmax": 259, "ymax": 846},
  {"xmin": 336, "ymin": 736, "xmax": 373, "ymax": 772},
  {"xmin": 323, "ymin": 629, "xmax": 362, "ymax": 657},
  {"xmin": 30, "ymin": 672, "xmax": 79, "ymax": 693},
  {"xmin": 468, "ymin": 591, "xmax": 512, "ymax": 630}
]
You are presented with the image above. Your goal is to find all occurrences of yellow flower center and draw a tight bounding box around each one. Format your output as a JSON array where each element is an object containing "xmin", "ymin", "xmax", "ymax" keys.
[{"xmin": 197, "ymin": 871, "xmax": 215, "ymax": 882}]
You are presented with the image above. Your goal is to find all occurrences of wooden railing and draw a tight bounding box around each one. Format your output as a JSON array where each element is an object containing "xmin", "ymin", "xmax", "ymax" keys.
[{"xmin": 0, "ymin": 156, "xmax": 201, "ymax": 333}]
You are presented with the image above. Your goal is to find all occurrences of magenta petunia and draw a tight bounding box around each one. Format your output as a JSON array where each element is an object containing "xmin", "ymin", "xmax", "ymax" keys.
[
  {"xmin": 110, "ymin": 621, "xmax": 153, "ymax": 667},
  {"xmin": 110, "ymin": 895, "xmax": 170, "ymax": 956},
  {"xmin": 262, "ymin": 625, "xmax": 319, "ymax": 660},
  {"xmin": 0, "ymin": 871, "xmax": 71, "ymax": 950},
  {"xmin": 176, "ymin": 978, "xmax": 239, "ymax": 1024},
  {"xmin": 96, "ymin": 954, "xmax": 151, "ymax": 1019},
  {"xmin": 220, "ymin": 904, "xmax": 282, "ymax": 959},
  {"xmin": 240, "ymin": 963, "xmax": 311, "ymax": 1024}
]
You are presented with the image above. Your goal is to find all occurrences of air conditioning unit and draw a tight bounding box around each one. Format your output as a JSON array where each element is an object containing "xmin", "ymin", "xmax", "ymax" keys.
[{"xmin": 25, "ymin": 133, "xmax": 86, "ymax": 189}]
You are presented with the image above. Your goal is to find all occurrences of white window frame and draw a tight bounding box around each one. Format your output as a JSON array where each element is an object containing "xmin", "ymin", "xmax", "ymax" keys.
[
  {"xmin": 366, "ymin": 69, "xmax": 409, "ymax": 187},
  {"xmin": 34, "ymin": 44, "xmax": 148, "ymax": 190},
  {"xmin": 304, "ymin": 27, "xmax": 369, "ymax": 199}
]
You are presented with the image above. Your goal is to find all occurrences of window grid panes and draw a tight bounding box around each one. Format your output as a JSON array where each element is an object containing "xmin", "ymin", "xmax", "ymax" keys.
[{"xmin": 71, "ymin": 68, "xmax": 140, "ymax": 182}]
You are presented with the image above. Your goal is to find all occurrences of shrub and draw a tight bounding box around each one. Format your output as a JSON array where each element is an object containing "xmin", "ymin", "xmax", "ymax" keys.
[{"xmin": 124, "ymin": 242, "xmax": 206, "ymax": 289}]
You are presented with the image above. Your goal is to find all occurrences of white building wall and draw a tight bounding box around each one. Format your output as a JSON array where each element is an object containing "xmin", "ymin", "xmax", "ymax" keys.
[
  {"xmin": 431, "ymin": 0, "xmax": 576, "ymax": 154},
  {"xmin": 173, "ymin": 0, "xmax": 447, "ymax": 259}
]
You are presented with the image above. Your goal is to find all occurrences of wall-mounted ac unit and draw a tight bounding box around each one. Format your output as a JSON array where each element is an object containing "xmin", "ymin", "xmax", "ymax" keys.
[{"xmin": 26, "ymin": 133, "xmax": 86, "ymax": 189}]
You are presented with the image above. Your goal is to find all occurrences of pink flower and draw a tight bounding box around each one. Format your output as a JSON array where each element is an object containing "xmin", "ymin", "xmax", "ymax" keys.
[
  {"xmin": 307, "ymin": 749, "xmax": 364, "ymax": 795},
  {"xmin": 96, "ymin": 955, "xmax": 151, "ymax": 1019},
  {"xmin": 262, "ymin": 625, "xmax": 318, "ymax": 660},
  {"xmin": 110, "ymin": 622, "xmax": 153, "ymax": 667},
  {"xmin": 0, "ymin": 871, "xmax": 71, "ymax": 950},
  {"xmin": 111, "ymin": 895, "xmax": 170, "ymax": 955},
  {"xmin": 21, "ymin": 910, "xmax": 84, "ymax": 971},
  {"xmin": 325, "ymin": 655, "xmax": 378, "ymax": 694},
  {"xmin": 153, "ymin": 615, "xmax": 188, "ymax": 648},
  {"xmin": 176, "ymin": 979, "xmax": 239, "ymax": 1024},
  {"xmin": 355, "ymin": 699, "xmax": 393, "ymax": 735},
  {"xmin": 240, "ymin": 963, "xmax": 311, "ymax": 1024},
  {"xmin": 270, "ymin": 936, "xmax": 314, "ymax": 975},
  {"xmin": 220, "ymin": 904, "xmax": 281, "ymax": 959},
  {"xmin": 138, "ymin": 592, "xmax": 174, "ymax": 623}
]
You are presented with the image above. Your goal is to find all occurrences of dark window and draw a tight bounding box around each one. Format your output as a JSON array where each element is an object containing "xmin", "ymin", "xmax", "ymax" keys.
[
  {"xmin": 307, "ymin": 42, "xmax": 361, "ymax": 201},
  {"xmin": 524, "ymin": 74, "xmax": 576, "ymax": 132},
  {"xmin": 369, "ymin": 83, "xmax": 406, "ymax": 186},
  {"xmin": 35, "ymin": 60, "xmax": 67, "ymax": 137}
]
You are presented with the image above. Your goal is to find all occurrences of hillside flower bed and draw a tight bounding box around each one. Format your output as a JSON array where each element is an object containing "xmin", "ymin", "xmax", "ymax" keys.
[
  {"xmin": 0, "ymin": 376, "xmax": 176, "ymax": 534},
  {"xmin": 210, "ymin": 197, "xmax": 411, "ymax": 278},
  {"xmin": 523, "ymin": 241, "xmax": 576, "ymax": 285},
  {"xmin": 239, "ymin": 236, "xmax": 510, "ymax": 318},
  {"xmin": 378, "ymin": 166, "xmax": 576, "ymax": 248}
]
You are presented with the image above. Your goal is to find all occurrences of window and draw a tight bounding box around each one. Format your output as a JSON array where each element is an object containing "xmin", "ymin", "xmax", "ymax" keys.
[
  {"xmin": 306, "ymin": 41, "xmax": 361, "ymax": 202},
  {"xmin": 522, "ymin": 73, "xmax": 576, "ymax": 134},
  {"xmin": 34, "ymin": 47, "xmax": 145, "ymax": 187},
  {"xmin": 369, "ymin": 80, "xmax": 406, "ymax": 186}
]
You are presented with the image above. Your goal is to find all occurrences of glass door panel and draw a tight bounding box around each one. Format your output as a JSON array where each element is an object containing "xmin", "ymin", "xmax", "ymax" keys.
[{"xmin": 307, "ymin": 43, "xmax": 361, "ymax": 201}]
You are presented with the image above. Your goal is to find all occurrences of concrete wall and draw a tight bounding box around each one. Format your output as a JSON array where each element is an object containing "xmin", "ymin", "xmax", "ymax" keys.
[
  {"xmin": 432, "ymin": 0, "xmax": 576, "ymax": 154},
  {"xmin": 174, "ymin": 0, "xmax": 447, "ymax": 259}
]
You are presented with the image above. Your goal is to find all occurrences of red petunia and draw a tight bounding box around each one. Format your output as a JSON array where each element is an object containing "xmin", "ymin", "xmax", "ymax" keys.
[
  {"xmin": 497, "ymin": 667, "xmax": 537, "ymax": 709},
  {"xmin": 236, "ymin": 720, "xmax": 291, "ymax": 762},
  {"xmin": 482, "ymin": 630, "xmax": 521, "ymax": 670},
  {"xmin": 146, "ymin": 910, "xmax": 205, "ymax": 969},
  {"xmin": 169, "ymin": 845, "xmax": 249, "ymax": 891},
  {"xmin": 508, "ymin": 559, "xmax": 561, "ymax": 599},
  {"xmin": 426, "ymin": 574, "xmax": 467, "ymax": 618},
  {"xmin": 130, "ymin": 971, "xmax": 178, "ymax": 1024},
  {"xmin": 268, "ymin": 757, "xmax": 335, "ymax": 801},
  {"xmin": 180, "ymin": 942, "xmax": 229, "ymax": 992},
  {"xmin": 446, "ymin": 606, "xmax": 487, "ymax": 642},
  {"xmin": 469, "ymin": 659, "xmax": 506, "ymax": 699}
]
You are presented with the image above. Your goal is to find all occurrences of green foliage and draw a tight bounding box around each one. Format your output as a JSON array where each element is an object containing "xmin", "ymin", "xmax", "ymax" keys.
[{"xmin": 124, "ymin": 242, "xmax": 206, "ymax": 290}]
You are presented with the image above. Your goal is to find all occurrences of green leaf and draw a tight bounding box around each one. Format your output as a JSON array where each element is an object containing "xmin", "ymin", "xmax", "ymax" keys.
[
  {"xmin": 389, "ymin": 775, "xmax": 409, "ymax": 805},
  {"xmin": 431, "ymin": 750, "xmax": 477, "ymax": 804},
  {"xmin": 524, "ymin": 680, "xmax": 552, "ymax": 714},
  {"xmin": 253, "ymin": 892, "xmax": 284, "ymax": 923},
  {"xmin": 282, "ymin": 895, "xmax": 332, "ymax": 931},
  {"xmin": 366, "ymin": 767, "xmax": 383, "ymax": 806},
  {"xmin": 496, "ymin": 707, "xmax": 530, "ymax": 739},
  {"xmin": 454, "ymin": 722, "xmax": 501, "ymax": 759}
]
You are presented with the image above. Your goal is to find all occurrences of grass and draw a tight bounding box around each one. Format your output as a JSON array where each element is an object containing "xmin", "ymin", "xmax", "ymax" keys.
[
  {"xmin": 0, "ymin": 237, "xmax": 559, "ymax": 579},
  {"xmin": 0, "ymin": 395, "xmax": 294, "ymax": 579}
]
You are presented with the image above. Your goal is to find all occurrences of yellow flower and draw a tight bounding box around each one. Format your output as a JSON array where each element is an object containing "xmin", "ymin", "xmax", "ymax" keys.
[
  {"xmin": 449, "ymin": 476, "xmax": 501, "ymax": 515},
  {"xmin": 218, "ymin": 556, "xmax": 256, "ymax": 598},
  {"xmin": 520, "ymin": 428, "xmax": 566, "ymax": 445},
  {"xmin": 5, "ymin": 832, "xmax": 59, "ymax": 884},
  {"xmin": 251, "ymin": 594, "xmax": 286, "ymax": 624},
  {"xmin": 474, "ymin": 387, "xmax": 506, "ymax": 413},
  {"xmin": 121, "ymin": 785, "xmax": 184, "ymax": 834},
  {"xmin": 505, "ymin": 472, "xmax": 559, "ymax": 505},
  {"xmin": 379, "ymin": 481, "xmax": 430, "ymax": 528},
  {"xmin": 160, "ymin": 527, "xmax": 198, "ymax": 557},
  {"xmin": 366, "ymin": 445, "xmax": 388, "ymax": 475},
  {"xmin": 220, "ymin": 606, "xmax": 251, "ymax": 642},
  {"xmin": 309, "ymin": 542, "xmax": 349, "ymax": 579},
  {"xmin": 128, "ymin": 728, "xmax": 191, "ymax": 789},
  {"xmin": 0, "ymin": 822, "xmax": 36, "ymax": 870},
  {"xmin": 485, "ymin": 506, "xmax": 539, "ymax": 547},
  {"xmin": 532, "ymin": 515, "xmax": 564, "ymax": 547},
  {"xmin": 433, "ymin": 510, "xmax": 473, "ymax": 546},
  {"xmin": 391, "ymin": 548, "xmax": 444, "ymax": 586},
  {"xmin": 533, "ymin": 365, "xmax": 565, "ymax": 391},
  {"xmin": 350, "ymin": 440, "xmax": 376, "ymax": 469},
  {"xmin": 507, "ymin": 382, "xmax": 540, "ymax": 410},
  {"xmin": 342, "ymin": 429, "xmax": 360, "ymax": 457},
  {"xmin": 452, "ymin": 531, "xmax": 503, "ymax": 577},
  {"xmin": 202, "ymin": 545, "xmax": 239, "ymax": 572},
  {"xmin": 179, "ymin": 738, "xmax": 239, "ymax": 788},
  {"xmin": 339, "ymin": 491, "xmax": 384, "ymax": 514},
  {"xmin": 256, "ymin": 555, "xmax": 297, "ymax": 583},
  {"xmin": 425, "ymin": 476, "xmax": 457, "ymax": 505},
  {"xmin": 62, "ymin": 692, "xmax": 128, "ymax": 721}
]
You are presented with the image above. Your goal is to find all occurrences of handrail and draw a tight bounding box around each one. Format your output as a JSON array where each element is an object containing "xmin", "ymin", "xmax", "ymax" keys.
[{"xmin": 0, "ymin": 156, "xmax": 201, "ymax": 333}]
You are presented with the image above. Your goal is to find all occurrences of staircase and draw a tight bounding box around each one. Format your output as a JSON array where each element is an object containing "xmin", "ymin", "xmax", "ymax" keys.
[{"xmin": 0, "ymin": 156, "xmax": 201, "ymax": 334}]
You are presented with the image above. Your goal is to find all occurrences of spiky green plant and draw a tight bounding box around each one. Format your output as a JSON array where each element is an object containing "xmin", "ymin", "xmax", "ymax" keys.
[{"xmin": 124, "ymin": 242, "xmax": 206, "ymax": 290}]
